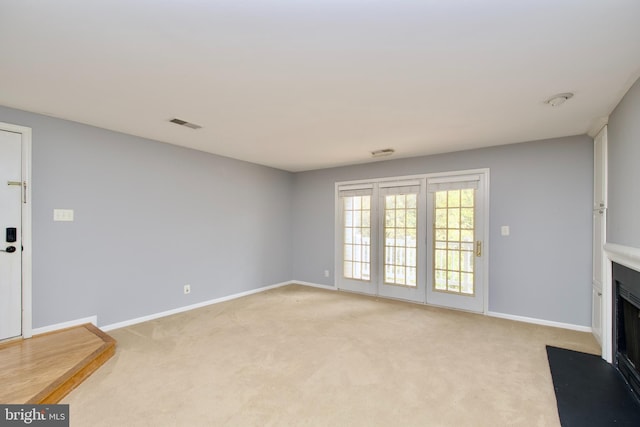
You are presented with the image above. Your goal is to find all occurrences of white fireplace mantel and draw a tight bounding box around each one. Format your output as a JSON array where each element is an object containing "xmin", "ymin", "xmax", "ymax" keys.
[
  {"xmin": 604, "ymin": 243, "xmax": 640, "ymax": 273},
  {"xmin": 602, "ymin": 243, "xmax": 640, "ymax": 363}
]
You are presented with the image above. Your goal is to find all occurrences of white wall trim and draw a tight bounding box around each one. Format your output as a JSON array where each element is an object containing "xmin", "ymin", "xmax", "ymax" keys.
[
  {"xmin": 602, "ymin": 258, "xmax": 613, "ymax": 363},
  {"xmin": 292, "ymin": 280, "xmax": 337, "ymax": 290},
  {"xmin": 604, "ymin": 243, "xmax": 640, "ymax": 273},
  {"xmin": 602, "ymin": 242, "xmax": 640, "ymax": 363},
  {"xmin": 32, "ymin": 316, "xmax": 97, "ymax": 336},
  {"xmin": 101, "ymin": 281, "xmax": 291, "ymax": 332},
  {"xmin": 30, "ymin": 282, "xmax": 592, "ymax": 337},
  {"xmin": 334, "ymin": 168, "xmax": 490, "ymax": 313},
  {"xmin": 31, "ymin": 281, "xmax": 335, "ymax": 335},
  {"xmin": 0, "ymin": 122, "xmax": 33, "ymax": 339},
  {"xmin": 487, "ymin": 311, "xmax": 592, "ymax": 333},
  {"xmin": 334, "ymin": 168, "xmax": 492, "ymax": 188}
]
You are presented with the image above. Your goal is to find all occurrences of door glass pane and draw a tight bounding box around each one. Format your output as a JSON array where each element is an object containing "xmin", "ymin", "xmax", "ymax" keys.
[
  {"xmin": 343, "ymin": 196, "xmax": 371, "ymax": 281},
  {"xmin": 407, "ymin": 267, "xmax": 417, "ymax": 286},
  {"xmin": 406, "ymin": 229, "xmax": 417, "ymax": 247},
  {"xmin": 435, "ymin": 270, "xmax": 447, "ymax": 290},
  {"xmin": 384, "ymin": 193, "xmax": 418, "ymax": 287},
  {"xmin": 433, "ymin": 188, "xmax": 475, "ymax": 295}
]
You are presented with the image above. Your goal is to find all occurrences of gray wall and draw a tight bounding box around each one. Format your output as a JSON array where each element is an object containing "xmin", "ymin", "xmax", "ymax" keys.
[
  {"xmin": 1, "ymin": 102, "xmax": 596, "ymax": 329},
  {"xmin": 608, "ymin": 77, "xmax": 640, "ymax": 248},
  {"xmin": 0, "ymin": 105, "xmax": 293, "ymax": 327},
  {"xmin": 292, "ymin": 136, "xmax": 594, "ymax": 326}
]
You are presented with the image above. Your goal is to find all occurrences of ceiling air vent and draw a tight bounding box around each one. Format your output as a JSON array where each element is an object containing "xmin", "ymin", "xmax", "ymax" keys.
[
  {"xmin": 169, "ymin": 118, "xmax": 202, "ymax": 130},
  {"xmin": 371, "ymin": 148, "xmax": 395, "ymax": 158}
]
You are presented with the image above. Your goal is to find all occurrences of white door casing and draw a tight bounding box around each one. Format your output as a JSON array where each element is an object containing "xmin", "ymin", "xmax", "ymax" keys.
[
  {"xmin": 426, "ymin": 172, "xmax": 488, "ymax": 313},
  {"xmin": 0, "ymin": 129, "xmax": 22, "ymax": 340},
  {"xmin": 377, "ymin": 179, "xmax": 427, "ymax": 303},
  {"xmin": 336, "ymin": 184, "xmax": 377, "ymax": 296},
  {"xmin": 336, "ymin": 179, "xmax": 427, "ymax": 303},
  {"xmin": 592, "ymin": 126, "xmax": 607, "ymax": 348},
  {"xmin": 0, "ymin": 122, "xmax": 32, "ymax": 340},
  {"xmin": 336, "ymin": 169, "xmax": 489, "ymax": 311}
]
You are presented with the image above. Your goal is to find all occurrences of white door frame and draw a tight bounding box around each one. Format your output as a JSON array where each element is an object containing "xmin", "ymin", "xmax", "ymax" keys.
[
  {"xmin": 0, "ymin": 122, "xmax": 32, "ymax": 339},
  {"xmin": 592, "ymin": 125, "xmax": 609, "ymax": 360},
  {"xmin": 376, "ymin": 178, "xmax": 427, "ymax": 303},
  {"xmin": 425, "ymin": 170, "xmax": 489, "ymax": 313},
  {"xmin": 334, "ymin": 168, "xmax": 490, "ymax": 313},
  {"xmin": 335, "ymin": 183, "xmax": 378, "ymax": 295}
]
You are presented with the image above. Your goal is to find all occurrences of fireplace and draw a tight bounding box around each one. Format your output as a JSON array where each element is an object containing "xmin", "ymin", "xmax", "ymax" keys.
[{"xmin": 613, "ymin": 262, "xmax": 640, "ymax": 403}]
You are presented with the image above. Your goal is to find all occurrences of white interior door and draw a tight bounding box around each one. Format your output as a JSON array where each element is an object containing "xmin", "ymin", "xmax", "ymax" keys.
[
  {"xmin": 426, "ymin": 173, "xmax": 487, "ymax": 313},
  {"xmin": 1, "ymin": 129, "xmax": 23, "ymax": 340},
  {"xmin": 592, "ymin": 126, "xmax": 607, "ymax": 346}
]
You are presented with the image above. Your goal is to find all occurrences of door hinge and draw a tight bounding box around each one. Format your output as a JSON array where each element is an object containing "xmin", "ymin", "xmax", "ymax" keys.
[{"xmin": 476, "ymin": 241, "xmax": 482, "ymax": 257}]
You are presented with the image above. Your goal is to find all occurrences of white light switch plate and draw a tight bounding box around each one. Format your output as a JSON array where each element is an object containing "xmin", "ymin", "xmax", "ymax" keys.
[
  {"xmin": 501, "ymin": 225, "xmax": 510, "ymax": 236},
  {"xmin": 53, "ymin": 209, "xmax": 74, "ymax": 222}
]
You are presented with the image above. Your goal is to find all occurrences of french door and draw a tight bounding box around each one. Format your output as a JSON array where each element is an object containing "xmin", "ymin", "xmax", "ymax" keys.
[
  {"xmin": 377, "ymin": 181, "xmax": 427, "ymax": 302},
  {"xmin": 336, "ymin": 171, "xmax": 487, "ymax": 312},
  {"xmin": 425, "ymin": 174, "xmax": 486, "ymax": 313},
  {"xmin": 337, "ymin": 180, "xmax": 426, "ymax": 302},
  {"xmin": 337, "ymin": 184, "xmax": 378, "ymax": 296}
]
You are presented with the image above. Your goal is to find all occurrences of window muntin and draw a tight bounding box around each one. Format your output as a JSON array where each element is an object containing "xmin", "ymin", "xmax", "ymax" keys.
[
  {"xmin": 384, "ymin": 193, "xmax": 418, "ymax": 287},
  {"xmin": 433, "ymin": 188, "xmax": 475, "ymax": 295},
  {"xmin": 343, "ymin": 195, "xmax": 371, "ymax": 280}
]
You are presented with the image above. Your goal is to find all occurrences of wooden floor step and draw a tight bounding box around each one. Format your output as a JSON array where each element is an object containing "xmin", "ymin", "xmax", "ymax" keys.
[{"xmin": 0, "ymin": 324, "xmax": 116, "ymax": 404}]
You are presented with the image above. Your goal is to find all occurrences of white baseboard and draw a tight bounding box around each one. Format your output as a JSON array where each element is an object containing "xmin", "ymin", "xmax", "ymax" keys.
[
  {"xmin": 29, "ymin": 286, "xmax": 591, "ymax": 337},
  {"xmin": 101, "ymin": 281, "xmax": 291, "ymax": 332},
  {"xmin": 32, "ymin": 315, "xmax": 98, "ymax": 336},
  {"xmin": 487, "ymin": 311, "xmax": 592, "ymax": 333},
  {"xmin": 291, "ymin": 280, "xmax": 337, "ymax": 290}
]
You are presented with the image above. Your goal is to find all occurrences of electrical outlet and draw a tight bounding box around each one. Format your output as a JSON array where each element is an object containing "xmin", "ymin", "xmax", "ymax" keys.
[
  {"xmin": 184, "ymin": 284, "xmax": 191, "ymax": 295},
  {"xmin": 324, "ymin": 270, "xmax": 330, "ymax": 278}
]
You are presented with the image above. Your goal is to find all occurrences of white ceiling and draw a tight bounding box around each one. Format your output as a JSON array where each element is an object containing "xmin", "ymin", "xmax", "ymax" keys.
[{"xmin": 1, "ymin": 1, "xmax": 640, "ymax": 172}]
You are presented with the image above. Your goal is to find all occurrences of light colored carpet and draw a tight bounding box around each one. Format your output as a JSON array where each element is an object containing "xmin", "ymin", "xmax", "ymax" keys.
[{"xmin": 63, "ymin": 284, "xmax": 600, "ymax": 426}]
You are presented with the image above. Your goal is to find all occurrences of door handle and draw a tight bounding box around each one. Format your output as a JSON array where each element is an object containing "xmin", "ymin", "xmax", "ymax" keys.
[
  {"xmin": 7, "ymin": 180, "xmax": 27, "ymax": 204},
  {"xmin": 476, "ymin": 241, "xmax": 482, "ymax": 257},
  {"xmin": 1, "ymin": 246, "xmax": 16, "ymax": 253}
]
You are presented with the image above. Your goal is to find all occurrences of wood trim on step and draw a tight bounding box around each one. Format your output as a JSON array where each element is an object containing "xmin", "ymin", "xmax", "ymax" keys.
[
  {"xmin": 26, "ymin": 324, "xmax": 116, "ymax": 404},
  {"xmin": 0, "ymin": 323, "xmax": 116, "ymax": 404}
]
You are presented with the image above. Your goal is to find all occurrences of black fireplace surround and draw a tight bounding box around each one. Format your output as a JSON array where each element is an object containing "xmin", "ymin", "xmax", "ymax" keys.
[{"xmin": 613, "ymin": 262, "xmax": 640, "ymax": 403}]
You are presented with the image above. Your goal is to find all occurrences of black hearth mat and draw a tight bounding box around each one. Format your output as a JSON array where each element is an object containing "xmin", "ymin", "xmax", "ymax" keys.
[{"xmin": 547, "ymin": 345, "xmax": 640, "ymax": 426}]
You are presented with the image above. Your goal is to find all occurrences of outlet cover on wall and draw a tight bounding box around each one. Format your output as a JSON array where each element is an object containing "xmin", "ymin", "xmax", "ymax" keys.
[
  {"xmin": 53, "ymin": 209, "xmax": 74, "ymax": 222},
  {"xmin": 184, "ymin": 284, "xmax": 191, "ymax": 294}
]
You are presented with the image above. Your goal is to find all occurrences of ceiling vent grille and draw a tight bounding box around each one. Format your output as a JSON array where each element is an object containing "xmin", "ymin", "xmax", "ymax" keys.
[
  {"xmin": 371, "ymin": 148, "xmax": 395, "ymax": 157},
  {"xmin": 169, "ymin": 118, "xmax": 202, "ymax": 130}
]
